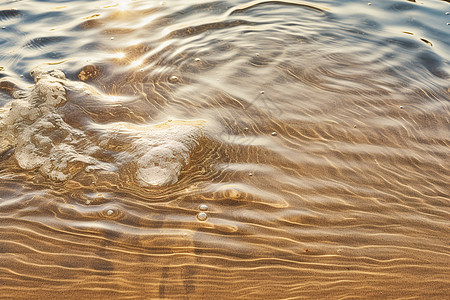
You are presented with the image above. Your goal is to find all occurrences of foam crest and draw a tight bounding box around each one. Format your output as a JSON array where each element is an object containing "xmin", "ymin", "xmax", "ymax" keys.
[{"xmin": 0, "ymin": 68, "xmax": 204, "ymax": 186}]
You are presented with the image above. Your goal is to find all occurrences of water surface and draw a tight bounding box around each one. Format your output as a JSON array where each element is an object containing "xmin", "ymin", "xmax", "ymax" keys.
[{"xmin": 0, "ymin": 0, "xmax": 449, "ymax": 298}]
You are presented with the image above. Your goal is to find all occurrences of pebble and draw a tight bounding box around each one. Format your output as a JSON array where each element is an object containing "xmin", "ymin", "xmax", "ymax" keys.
[
  {"xmin": 197, "ymin": 212, "xmax": 208, "ymax": 221},
  {"xmin": 107, "ymin": 209, "xmax": 114, "ymax": 216},
  {"xmin": 110, "ymin": 37, "xmax": 114, "ymax": 40},
  {"xmin": 271, "ymin": 131, "xmax": 277, "ymax": 136},
  {"xmin": 337, "ymin": 249, "xmax": 343, "ymax": 254},
  {"xmin": 400, "ymin": 105, "xmax": 403, "ymax": 109},
  {"xmin": 195, "ymin": 58, "xmax": 200, "ymax": 62},
  {"xmin": 199, "ymin": 204, "xmax": 208, "ymax": 211},
  {"xmin": 249, "ymin": 172, "xmax": 253, "ymax": 176},
  {"xmin": 260, "ymin": 90, "xmax": 265, "ymax": 94}
]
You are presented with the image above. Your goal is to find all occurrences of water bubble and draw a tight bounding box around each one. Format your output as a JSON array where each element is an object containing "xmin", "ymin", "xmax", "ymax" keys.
[
  {"xmin": 445, "ymin": 12, "xmax": 449, "ymax": 15},
  {"xmin": 368, "ymin": 2, "xmax": 372, "ymax": 5},
  {"xmin": 197, "ymin": 212, "xmax": 208, "ymax": 221},
  {"xmin": 107, "ymin": 209, "xmax": 114, "ymax": 216},
  {"xmin": 400, "ymin": 105, "xmax": 403, "ymax": 109},
  {"xmin": 271, "ymin": 131, "xmax": 277, "ymax": 136},
  {"xmin": 169, "ymin": 75, "xmax": 179, "ymax": 83},
  {"xmin": 199, "ymin": 204, "xmax": 208, "ymax": 211}
]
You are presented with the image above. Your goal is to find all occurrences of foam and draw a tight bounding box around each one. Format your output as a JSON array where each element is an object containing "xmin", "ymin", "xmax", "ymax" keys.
[
  {"xmin": 0, "ymin": 67, "xmax": 204, "ymax": 186},
  {"xmin": 94, "ymin": 120, "xmax": 204, "ymax": 186}
]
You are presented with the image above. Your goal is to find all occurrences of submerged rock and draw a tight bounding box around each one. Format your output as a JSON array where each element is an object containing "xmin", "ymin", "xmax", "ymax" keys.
[{"xmin": 0, "ymin": 67, "xmax": 204, "ymax": 187}]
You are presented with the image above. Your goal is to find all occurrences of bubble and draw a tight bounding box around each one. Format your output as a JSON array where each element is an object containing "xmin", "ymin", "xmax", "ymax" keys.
[
  {"xmin": 107, "ymin": 209, "xmax": 114, "ymax": 216},
  {"xmin": 197, "ymin": 212, "xmax": 208, "ymax": 221},
  {"xmin": 169, "ymin": 75, "xmax": 179, "ymax": 83},
  {"xmin": 446, "ymin": 12, "xmax": 449, "ymax": 15},
  {"xmin": 271, "ymin": 131, "xmax": 277, "ymax": 136},
  {"xmin": 199, "ymin": 204, "xmax": 208, "ymax": 211},
  {"xmin": 368, "ymin": 2, "xmax": 371, "ymax": 5},
  {"xmin": 400, "ymin": 105, "xmax": 403, "ymax": 109}
]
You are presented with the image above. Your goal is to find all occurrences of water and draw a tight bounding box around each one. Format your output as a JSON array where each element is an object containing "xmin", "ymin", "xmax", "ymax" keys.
[{"xmin": 1, "ymin": 0, "xmax": 449, "ymax": 298}]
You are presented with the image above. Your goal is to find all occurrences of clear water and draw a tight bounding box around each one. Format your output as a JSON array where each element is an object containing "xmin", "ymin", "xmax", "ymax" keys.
[{"xmin": 0, "ymin": 0, "xmax": 449, "ymax": 298}]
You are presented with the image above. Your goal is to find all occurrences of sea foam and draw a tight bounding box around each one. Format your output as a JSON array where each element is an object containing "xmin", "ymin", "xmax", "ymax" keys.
[{"xmin": 0, "ymin": 67, "xmax": 204, "ymax": 186}]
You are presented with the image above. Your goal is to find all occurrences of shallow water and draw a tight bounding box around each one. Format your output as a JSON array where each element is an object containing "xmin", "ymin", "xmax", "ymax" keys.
[{"xmin": 0, "ymin": 0, "xmax": 449, "ymax": 298}]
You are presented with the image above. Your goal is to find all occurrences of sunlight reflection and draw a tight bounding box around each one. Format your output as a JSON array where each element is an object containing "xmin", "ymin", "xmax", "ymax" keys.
[
  {"xmin": 117, "ymin": 0, "xmax": 131, "ymax": 11},
  {"xmin": 112, "ymin": 52, "xmax": 126, "ymax": 59},
  {"xmin": 130, "ymin": 60, "xmax": 141, "ymax": 67}
]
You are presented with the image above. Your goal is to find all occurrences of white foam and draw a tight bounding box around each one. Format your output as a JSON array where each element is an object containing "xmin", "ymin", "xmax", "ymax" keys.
[{"xmin": 0, "ymin": 67, "xmax": 204, "ymax": 186}]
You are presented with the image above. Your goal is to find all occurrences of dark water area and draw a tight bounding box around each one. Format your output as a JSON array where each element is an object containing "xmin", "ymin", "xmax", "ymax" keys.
[{"xmin": 0, "ymin": 0, "xmax": 449, "ymax": 298}]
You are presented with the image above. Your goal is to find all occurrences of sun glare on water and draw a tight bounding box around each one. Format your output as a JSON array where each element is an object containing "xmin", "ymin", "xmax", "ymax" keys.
[
  {"xmin": 112, "ymin": 52, "xmax": 126, "ymax": 59},
  {"xmin": 117, "ymin": 0, "xmax": 132, "ymax": 10}
]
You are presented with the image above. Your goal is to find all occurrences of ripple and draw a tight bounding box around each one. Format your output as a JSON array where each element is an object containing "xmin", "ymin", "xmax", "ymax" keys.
[
  {"xmin": 0, "ymin": 9, "xmax": 21, "ymax": 21},
  {"xmin": 0, "ymin": 0, "xmax": 449, "ymax": 298}
]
